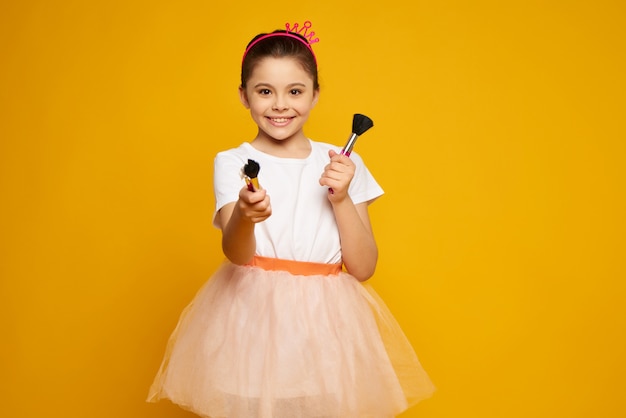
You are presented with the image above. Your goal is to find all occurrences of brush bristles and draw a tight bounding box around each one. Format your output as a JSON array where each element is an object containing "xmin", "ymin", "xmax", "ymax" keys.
[
  {"xmin": 243, "ymin": 159, "xmax": 260, "ymax": 178},
  {"xmin": 352, "ymin": 114, "xmax": 374, "ymax": 136}
]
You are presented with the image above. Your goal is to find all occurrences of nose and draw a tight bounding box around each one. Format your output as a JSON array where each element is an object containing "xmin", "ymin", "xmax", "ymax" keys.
[{"xmin": 272, "ymin": 94, "xmax": 288, "ymax": 111}]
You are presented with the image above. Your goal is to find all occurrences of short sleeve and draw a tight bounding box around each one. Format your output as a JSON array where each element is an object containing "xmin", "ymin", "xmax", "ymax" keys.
[
  {"xmin": 347, "ymin": 151, "xmax": 384, "ymax": 205},
  {"xmin": 212, "ymin": 150, "xmax": 246, "ymax": 227}
]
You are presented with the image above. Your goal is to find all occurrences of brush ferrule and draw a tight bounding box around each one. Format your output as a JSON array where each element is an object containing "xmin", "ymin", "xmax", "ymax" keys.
[{"xmin": 341, "ymin": 133, "xmax": 359, "ymax": 156}]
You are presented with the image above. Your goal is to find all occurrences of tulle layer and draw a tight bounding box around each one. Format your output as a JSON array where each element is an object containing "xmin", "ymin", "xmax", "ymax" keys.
[{"xmin": 148, "ymin": 262, "xmax": 435, "ymax": 417}]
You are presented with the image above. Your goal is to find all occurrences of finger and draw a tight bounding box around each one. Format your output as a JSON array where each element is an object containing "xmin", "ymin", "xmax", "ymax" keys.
[{"xmin": 242, "ymin": 189, "xmax": 267, "ymax": 205}]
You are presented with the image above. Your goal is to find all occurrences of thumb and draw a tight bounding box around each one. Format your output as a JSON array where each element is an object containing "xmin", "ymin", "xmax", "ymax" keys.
[{"xmin": 328, "ymin": 149, "xmax": 338, "ymax": 158}]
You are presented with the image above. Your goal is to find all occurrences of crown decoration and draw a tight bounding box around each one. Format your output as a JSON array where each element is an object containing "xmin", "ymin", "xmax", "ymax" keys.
[
  {"xmin": 242, "ymin": 21, "xmax": 320, "ymax": 64},
  {"xmin": 285, "ymin": 21, "xmax": 320, "ymax": 45}
]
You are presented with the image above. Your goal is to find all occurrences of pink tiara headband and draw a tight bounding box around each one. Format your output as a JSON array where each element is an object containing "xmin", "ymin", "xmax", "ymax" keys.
[{"xmin": 242, "ymin": 21, "xmax": 320, "ymax": 64}]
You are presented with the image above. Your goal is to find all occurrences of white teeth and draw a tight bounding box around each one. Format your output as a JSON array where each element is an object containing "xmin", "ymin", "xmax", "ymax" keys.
[{"xmin": 270, "ymin": 118, "xmax": 290, "ymax": 123}]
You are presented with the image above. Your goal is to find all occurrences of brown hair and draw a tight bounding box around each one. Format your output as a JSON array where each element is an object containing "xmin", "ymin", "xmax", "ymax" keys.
[{"xmin": 241, "ymin": 30, "xmax": 319, "ymax": 90}]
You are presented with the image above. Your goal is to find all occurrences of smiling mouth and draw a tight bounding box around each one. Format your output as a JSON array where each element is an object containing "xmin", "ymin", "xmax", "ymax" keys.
[{"xmin": 267, "ymin": 117, "xmax": 293, "ymax": 123}]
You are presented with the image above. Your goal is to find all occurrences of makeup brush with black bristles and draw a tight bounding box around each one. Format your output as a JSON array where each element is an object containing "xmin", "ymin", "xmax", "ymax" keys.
[
  {"xmin": 340, "ymin": 113, "xmax": 374, "ymax": 157},
  {"xmin": 329, "ymin": 113, "xmax": 374, "ymax": 194},
  {"xmin": 243, "ymin": 159, "xmax": 260, "ymax": 191}
]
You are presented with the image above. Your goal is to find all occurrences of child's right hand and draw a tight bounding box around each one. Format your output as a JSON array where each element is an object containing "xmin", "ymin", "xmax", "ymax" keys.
[{"xmin": 237, "ymin": 185, "xmax": 272, "ymax": 223}]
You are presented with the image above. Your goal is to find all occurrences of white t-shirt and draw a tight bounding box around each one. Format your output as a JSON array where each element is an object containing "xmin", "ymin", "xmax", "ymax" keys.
[{"xmin": 213, "ymin": 140, "xmax": 384, "ymax": 264}]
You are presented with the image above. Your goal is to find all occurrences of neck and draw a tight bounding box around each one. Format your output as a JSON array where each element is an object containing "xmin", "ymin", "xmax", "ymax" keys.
[{"xmin": 251, "ymin": 131, "xmax": 311, "ymax": 158}]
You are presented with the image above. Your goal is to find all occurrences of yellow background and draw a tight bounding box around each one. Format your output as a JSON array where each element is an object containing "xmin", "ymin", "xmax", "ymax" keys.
[{"xmin": 1, "ymin": 1, "xmax": 625, "ymax": 417}]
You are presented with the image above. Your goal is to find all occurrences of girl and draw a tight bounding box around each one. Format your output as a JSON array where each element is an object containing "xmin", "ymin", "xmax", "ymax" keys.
[{"xmin": 148, "ymin": 22, "xmax": 435, "ymax": 417}]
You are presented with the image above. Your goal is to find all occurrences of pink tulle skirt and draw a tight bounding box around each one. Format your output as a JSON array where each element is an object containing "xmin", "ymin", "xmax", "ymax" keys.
[{"xmin": 147, "ymin": 261, "xmax": 435, "ymax": 417}]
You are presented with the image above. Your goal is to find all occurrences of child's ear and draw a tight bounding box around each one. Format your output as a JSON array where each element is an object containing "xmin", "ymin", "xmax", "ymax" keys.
[
  {"xmin": 312, "ymin": 88, "xmax": 320, "ymax": 107},
  {"xmin": 239, "ymin": 86, "xmax": 250, "ymax": 109}
]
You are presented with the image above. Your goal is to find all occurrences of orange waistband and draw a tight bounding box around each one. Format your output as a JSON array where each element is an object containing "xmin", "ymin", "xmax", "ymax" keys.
[{"xmin": 246, "ymin": 256, "xmax": 342, "ymax": 276}]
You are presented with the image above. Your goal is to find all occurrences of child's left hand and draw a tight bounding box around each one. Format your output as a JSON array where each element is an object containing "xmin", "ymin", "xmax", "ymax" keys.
[{"xmin": 319, "ymin": 149, "xmax": 355, "ymax": 202}]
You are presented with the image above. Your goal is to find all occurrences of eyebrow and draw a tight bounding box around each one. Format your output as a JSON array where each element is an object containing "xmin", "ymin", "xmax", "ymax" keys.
[{"xmin": 252, "ymin": 82, "xmax": 308, "ymax": 89}]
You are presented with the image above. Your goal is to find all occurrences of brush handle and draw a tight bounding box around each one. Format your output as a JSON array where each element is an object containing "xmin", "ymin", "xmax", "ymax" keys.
[
  {"xmin": 341, "ymin": 133, "xmax": 358, "ymax": 157},
  {"xmin": 246, "ymin": 177, "xmax": 259, "ymax": 192}
]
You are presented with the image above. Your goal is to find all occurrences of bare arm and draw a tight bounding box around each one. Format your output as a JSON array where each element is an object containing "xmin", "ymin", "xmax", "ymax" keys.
[
  {"xmin": 319, "ymin": 150, "xmax": 378, "ymax": 281},
  {"xmin": 214, "ymin": 186, "xmax": 271, "ymax": 265},
  {"xmin": 331, "ymin": 199, "xmax": 378, "ymax": 281}
]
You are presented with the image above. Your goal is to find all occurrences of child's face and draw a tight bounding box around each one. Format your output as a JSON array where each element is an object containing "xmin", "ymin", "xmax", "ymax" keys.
[{"xmin": 240, "ymin": 57, "xmax": 319, "ymax": 144}]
